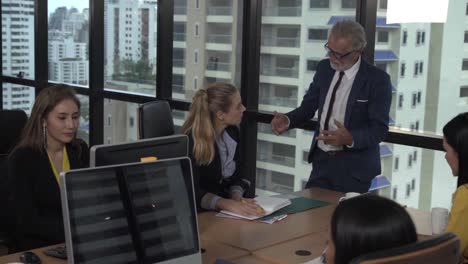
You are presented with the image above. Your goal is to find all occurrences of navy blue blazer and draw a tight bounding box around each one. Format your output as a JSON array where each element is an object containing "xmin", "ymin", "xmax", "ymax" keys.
[
  {"xmin": 287, "ymin": 58, "xmax": 392, "ymax": 184},
  {"xmin": 187, "ymin": 126, "xmax": 250, "ymax": 212}
]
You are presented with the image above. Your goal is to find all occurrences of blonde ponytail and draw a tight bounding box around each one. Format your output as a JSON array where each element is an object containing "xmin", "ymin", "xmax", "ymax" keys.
[{"xmin": 182, "ymin": 82, "xmax": 238, "ymax": 165}]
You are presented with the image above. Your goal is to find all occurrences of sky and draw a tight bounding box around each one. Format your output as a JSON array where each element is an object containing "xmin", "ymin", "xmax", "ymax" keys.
[{"xmin": 48, "ymin": 0, "xmax": 89, "ymax": 16}]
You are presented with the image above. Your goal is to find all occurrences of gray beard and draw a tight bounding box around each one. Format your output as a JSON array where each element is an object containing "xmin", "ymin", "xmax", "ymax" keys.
[{"xmin": 330, "ymin": 61, "xmax": 351, "ymax": 72}]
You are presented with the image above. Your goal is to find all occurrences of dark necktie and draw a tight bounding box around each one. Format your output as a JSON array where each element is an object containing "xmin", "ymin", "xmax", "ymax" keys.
[{"xmin": 323, "ymin": 71, "xmax": 345, "ymax": 131}]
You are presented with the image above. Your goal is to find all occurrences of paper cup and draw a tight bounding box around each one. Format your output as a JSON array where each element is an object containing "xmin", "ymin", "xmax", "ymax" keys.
[
  {"xmin": 338, "ymin": 192, "xmax": 361, "ymax": 202},
  {"xmin": 431, "ymin": 207, "xmax": 449, "ymax": 235}
]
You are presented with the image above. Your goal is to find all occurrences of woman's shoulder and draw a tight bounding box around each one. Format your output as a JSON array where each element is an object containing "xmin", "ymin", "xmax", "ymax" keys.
[
  {"xmin": 10, "ymin": 146, "xmax": 43, "ymax": 161},
  {"xmin": 455, "ymin": 185, "xmax": 468, "ymax": 197}
]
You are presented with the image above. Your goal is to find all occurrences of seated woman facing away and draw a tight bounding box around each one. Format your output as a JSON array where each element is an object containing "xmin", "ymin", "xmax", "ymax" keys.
[
  {"xmin": 182, "ymin": 82, "xmax": 263, "ymax": 217},
  {"xmin": 8, "ymin": 84, "xmax": 89, "ymax": 251},
  {"xmin": 323, "ymin": 194, "xmax": 417, "ymax": 264},
  {"xmin": 442, "ymin": 112, "xmax": 468, "ymax": 263}
]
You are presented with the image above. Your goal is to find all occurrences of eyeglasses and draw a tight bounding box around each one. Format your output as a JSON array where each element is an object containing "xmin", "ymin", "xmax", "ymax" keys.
[{"xmin": 324, "ymin": 42, "xmax": 357, "ymax": 60}]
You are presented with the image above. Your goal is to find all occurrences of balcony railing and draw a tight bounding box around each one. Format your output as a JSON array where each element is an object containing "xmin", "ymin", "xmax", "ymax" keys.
[
  {"xmin": 263, "ymin": 6, "xmax": 301, "ymax": 17},
  {"xmin": 207, "ymin": 6, "xmax": 232, "ymax": 16},
  {"xmin": 259, "ymin": 96, "xmax": 297, "ymax": 108},
  {"xmin": 206, "ymin": 61, "xmax": 230, "ymax": 72},
  {"xmin": 257, "ymin": 152, "xmax": 295, "ymax": 167},
  {"xmin": 262, "ymin": 36, "xmax": 300, "ymax": 48},
  {"xmin": 173, "ymin": 59, "xmax": 185, "ymax": 68},
  {"xmin": 261, "ymin": 66, "xmax": 299, "ymax": 78},
  {"xmin": 207, "ymin": 34, "xmax": 232, "ymax": 44},
  {"xmin": 174, "ymin": 6, "xmax": 187, "ymax": 15},
  {"xmin": 174, "ymin": 33, "xmax": 186, "ymax": 42}
]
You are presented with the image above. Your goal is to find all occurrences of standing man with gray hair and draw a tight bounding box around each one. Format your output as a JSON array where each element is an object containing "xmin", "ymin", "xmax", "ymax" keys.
[{"xmin": 271, "ymin": 20, "xmax": 392, "ymax": 193}]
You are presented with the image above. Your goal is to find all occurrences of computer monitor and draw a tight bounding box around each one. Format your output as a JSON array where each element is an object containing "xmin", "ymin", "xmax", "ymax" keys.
[
  {"xmin": 60, "ymin": 157, "xmax": 202, "ymax": 264},
  {"xmin": 90, "ymin": 134, "xmax": 188, "ymax": 167}
]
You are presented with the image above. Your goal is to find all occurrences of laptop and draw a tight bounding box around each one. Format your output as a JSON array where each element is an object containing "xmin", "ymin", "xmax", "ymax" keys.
[{"xmin": 60, "ymin": 157, "xmax": 202, "ymax": 264}]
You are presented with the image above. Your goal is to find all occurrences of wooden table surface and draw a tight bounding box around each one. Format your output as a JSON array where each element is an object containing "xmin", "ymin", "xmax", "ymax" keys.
[
  {"xmin": 0, "ymin": 188, "xmax": 343, "ymax": 264},
  {"xmin": 0, "ymin": 244, "xmax": 65, "ymax": 264},
  {"xmin": 252, "ymin": 231, "xmax": 328, "ymax": 264}
]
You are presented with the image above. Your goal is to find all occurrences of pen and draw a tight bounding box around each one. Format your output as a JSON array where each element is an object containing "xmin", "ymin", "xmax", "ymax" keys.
[{"xmin": 277, "ymin": 214, "xmax": 288, "ymax": 221}]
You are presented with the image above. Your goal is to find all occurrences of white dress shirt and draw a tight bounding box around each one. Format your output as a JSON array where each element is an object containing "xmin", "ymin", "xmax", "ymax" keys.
[{"xmin": 318, "ymin": 57, "xmax": 361, "ymax": 152}]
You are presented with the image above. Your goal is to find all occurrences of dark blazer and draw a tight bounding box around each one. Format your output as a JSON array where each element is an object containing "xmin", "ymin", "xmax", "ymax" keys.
[
  {"xmin": 7, "ymin": 139, "xmax": 89, "ymax": 251},
  {"xmin": 187, "ymin": 126, "xmax": 250, "ymax": 211},
  {"xmin": 287, "ymin": 58, "xmax": 392, "ymax": 191}
]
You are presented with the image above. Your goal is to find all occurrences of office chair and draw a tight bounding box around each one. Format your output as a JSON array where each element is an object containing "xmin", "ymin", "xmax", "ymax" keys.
[
  {"xmin": 350, "ymin": 232, "xmax": 460, "ymax": 264},
  {"xmin": 0, "ymin": 109, "xmax": 27, "ymax": 155},
  {"xmin": 0, "ymin": 109, "xmax": 28, "ymax": 255},
  {"xmin": 138, "ymin": 100, "xmax": 175, "ymax": 139}
]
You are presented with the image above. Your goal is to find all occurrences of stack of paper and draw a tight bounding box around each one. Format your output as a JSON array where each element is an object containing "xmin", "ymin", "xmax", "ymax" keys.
[
  {"xmin": 219, "ymin": 196, "xmax": 292, "ymax": 221},
  {"xmin": 216, "ymin": 212, "xmax": 288, "ymax": 224},
  {"xmin": 216, "ymin": 195, "xmax": 330, "ymax": 224}
]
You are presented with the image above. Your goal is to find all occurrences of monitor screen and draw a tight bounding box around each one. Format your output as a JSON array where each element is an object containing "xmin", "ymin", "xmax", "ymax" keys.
[
  {"xmin": 89, "ymin": 134, "xmax": 188, "ymax": 167},
  {"xmin": 60, "ymin": 158, "xmax": 201, "ymax": 264}
]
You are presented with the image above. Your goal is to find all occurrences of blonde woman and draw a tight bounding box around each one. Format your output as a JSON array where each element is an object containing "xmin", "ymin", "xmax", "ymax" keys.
[{"xmin": 182, "ymin": 82, "xmax": 263, "ymax": 217}]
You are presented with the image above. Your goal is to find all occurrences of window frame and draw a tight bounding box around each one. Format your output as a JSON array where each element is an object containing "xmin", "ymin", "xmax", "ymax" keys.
[
  {"xmin": 309, "ymin": 0, "xmax": 330, "ymax": 9},
  {"xmin": 0, "ymin": 0, "xmax": 447, "ymax": 202}
]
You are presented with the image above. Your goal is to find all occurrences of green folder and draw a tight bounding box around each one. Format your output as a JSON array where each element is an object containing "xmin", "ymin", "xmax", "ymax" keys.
[{"xmin": 257, "ymin": 196, "xmax": 330, "ymax": 221}]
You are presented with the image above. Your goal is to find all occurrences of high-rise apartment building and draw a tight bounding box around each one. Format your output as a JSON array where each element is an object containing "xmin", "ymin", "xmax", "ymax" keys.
[
  {"xmin": 169, "ymin": 0, "xmax": 467, "ymax": 210},
  {"xmin": 103, "ymin": 0, "xmax": 158, "ymax": 144},
  {"xmin": 2, "ymin": 0, "xmax": 35, "ymax": 114},
  {"xmin": 4, "ymin": 0, "xmax": 463, "ymax": 211},
  {"xmin": 48, "ymin": 33, "xmax": 89, "ymax": 85},
  {"xmin": 104, "ymin": 0, "xmax": 157, "ymax": 79}
]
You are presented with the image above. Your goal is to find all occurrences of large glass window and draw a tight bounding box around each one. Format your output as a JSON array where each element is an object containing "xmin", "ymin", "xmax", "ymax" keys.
[
  {"xmin": 104, "ymin": 0, "xmax": 157, "ymax": 96},
  {"xmin": 377, "ymin": 1, "xmax": 468, "ymax": 135},
  {"xmin": 377, "ymin": 30, "xmax": 389, "ymax": 43},
  {"xmin": 308, "ymin": 28, "xmax": 328, "ymax": 41},
  {"xmin": 103, "ymin": 99, "xmax": 138, "ymax": 144},
  {"xmin": 310, "ymin": 0, "xmax": 329, "ymax": 9},
  {"xmin": 172, "ymin": 109, "xmax": 188, "ymax": 134},
  {"xmin": 379, "ymin": 0, "xmax": 387, "ymax": 10},
  {"xmin": 341, "ymin": 0, "xmax": 356, "ymax": 9},
  {"xmin": 2, "ymin": 0, "xmax": 35, "ymax": 111},
  {"xmin": 48, "ymin": 1, "xmax": 89, "ymax": 86},
  {"xmin": 257, "ymin": 0, "xmax": 356, "ymax": 195},
  {"xmin": 372, "ymin": 1, "xmax": 468, "ymax": 208},
  {"xmin": 2, "ymin": 83, "xmax": 34, "ymax": 114},
  {"xmin": 172, "ymin": 0, "xmax": 243, "ymax": 100},
  {"xmin": 2, "ymin": 0, "xmax": 35, "ymax": 78},
  {"xmin": 460, "ymin": 86, "xmax": 468, "ymax": 98},
  {"xmin": 76, "ymin": 95, "xmax": 89, "ymax": 144},
  {"xmin": 377, "ymin": 143, "xmax": 456, "ymax": 211}
]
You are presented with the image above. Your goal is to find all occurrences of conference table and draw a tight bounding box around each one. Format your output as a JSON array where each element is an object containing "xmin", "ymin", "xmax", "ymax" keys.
[{"xmin": 0, "ymin": 188, "xmax": 343, "ymax": 264}]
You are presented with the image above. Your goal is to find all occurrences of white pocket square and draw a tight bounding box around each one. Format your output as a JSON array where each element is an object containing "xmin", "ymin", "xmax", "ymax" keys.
[{"xmin": 356, "ymin": 99, "xmax": 368, "ymax": 102}]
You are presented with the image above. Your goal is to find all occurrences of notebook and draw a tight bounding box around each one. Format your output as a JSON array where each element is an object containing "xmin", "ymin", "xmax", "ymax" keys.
[{"xmin": 220, "ymin": 196, "xmax": 291, "ymax": 220}]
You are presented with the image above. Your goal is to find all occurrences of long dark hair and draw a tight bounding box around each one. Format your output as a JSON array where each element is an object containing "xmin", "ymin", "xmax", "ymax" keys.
[
  {"xmin": 331, "ymin": 195, "xmax": 417, "ymax": 264},
  {"xmin": 443, "ymin": 112, "xmax": 468, "ymax": 187},
  {"xmin": 13, "ymin": 84, "xmax": 81, "ymax": 154}
]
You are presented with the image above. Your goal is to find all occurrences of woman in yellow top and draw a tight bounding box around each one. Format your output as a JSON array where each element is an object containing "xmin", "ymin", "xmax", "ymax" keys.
[
  {"xmin": 7, "ymin": 84, "xmax": 88, "ymax": 251},
  {"xmin": 443, "ymin": 112, "xmax": 468, "ymax": 263}
]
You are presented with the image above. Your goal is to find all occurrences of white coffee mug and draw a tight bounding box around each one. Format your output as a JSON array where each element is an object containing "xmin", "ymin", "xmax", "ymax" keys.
[
  {"xmin": 338, "ymin": 192, "xmax": 361, "ymax": 202},
  {"xmin": 431, "ymin": 207, "xmax": 449, "ymax": 235}
]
